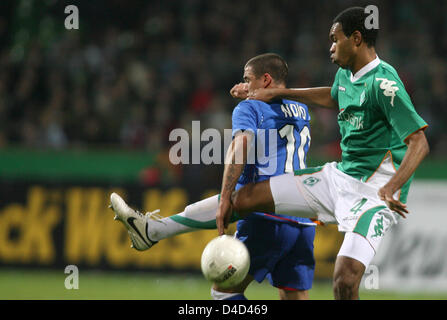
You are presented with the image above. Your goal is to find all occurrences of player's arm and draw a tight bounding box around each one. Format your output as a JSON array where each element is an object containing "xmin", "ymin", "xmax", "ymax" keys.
[
  {"xmin": 230, "ymin": 83, "xmax": 249, "ymax": 100},
  {"xmin": 216, "ymin": 131, "xmax": 253, "ymax": 235},
  {"xmin": 378, "ymin": 129, "xmax": 429, "ymax": 217},
  {"xmin": 247, "ymin": 87, "xmax": 337, "ymax": 109},
  {"xmin": 374, "ymin": 73, "xmax": 430, "ymax": 217}
]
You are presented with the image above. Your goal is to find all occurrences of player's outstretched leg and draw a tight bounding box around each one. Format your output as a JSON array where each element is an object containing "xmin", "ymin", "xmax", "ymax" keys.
[
  {"xmin": 109, "ymin": 193, "xmax": 158, "ymax": 250},
  {"xmin": 230, "ymin": 180, "xmax": 275, "ymax": 216},
  {"xmin": 109, "ymin": 192, "xmax": 242, "ymax": 251}
]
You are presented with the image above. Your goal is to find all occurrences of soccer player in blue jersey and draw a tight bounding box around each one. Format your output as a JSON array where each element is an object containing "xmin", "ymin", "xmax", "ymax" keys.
[
  {"xmin": 110, "ymin": 53, "xmax": 317, "ymax": 300},
  {"xmin": 214, "ymin": 53, "xmax": 316, "ymax": 300}
]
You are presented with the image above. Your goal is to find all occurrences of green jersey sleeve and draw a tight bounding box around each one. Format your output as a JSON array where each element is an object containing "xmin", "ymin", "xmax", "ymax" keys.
[{"xmin": 373, "ymin": 74, "xmax": 428, "ymax": 142}]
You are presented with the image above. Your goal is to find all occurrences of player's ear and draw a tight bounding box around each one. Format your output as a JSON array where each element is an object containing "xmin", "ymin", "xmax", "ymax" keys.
[
  {"xmin": 263, "ymin": 73, "xmax": 273, "ymax": 88},
  {"xmin": 352, "ymin": 30, "xmax": 362, "ymax": 46}
]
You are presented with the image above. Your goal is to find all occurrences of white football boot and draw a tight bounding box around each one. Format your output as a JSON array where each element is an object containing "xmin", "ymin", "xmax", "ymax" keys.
[{"xmin": 109, "ymin": 192, "xmax": 158, "ymax": 251}]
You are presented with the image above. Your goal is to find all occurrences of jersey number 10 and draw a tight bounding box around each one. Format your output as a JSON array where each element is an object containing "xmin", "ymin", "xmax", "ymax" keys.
[{"xmin": 278, "ymin": 124, "xmax": 311, "ymax": 173}]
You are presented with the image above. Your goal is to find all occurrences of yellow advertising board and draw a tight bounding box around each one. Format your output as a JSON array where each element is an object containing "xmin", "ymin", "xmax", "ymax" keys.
[{"xmin": 0, "ymin": 184, "xmax": 342, "ymax": 279}]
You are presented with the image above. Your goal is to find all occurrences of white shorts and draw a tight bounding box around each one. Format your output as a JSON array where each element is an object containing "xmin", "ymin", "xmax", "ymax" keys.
[
  {"xmin": 269, "ymin": 162, "xmax": 400, "ymax": 262},
  {"xmin": 337, "ymin": 232, "xmax": 375, "ymax": 268}
]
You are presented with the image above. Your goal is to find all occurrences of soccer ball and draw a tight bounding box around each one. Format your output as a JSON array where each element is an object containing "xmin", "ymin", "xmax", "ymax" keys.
[{"xmin": 200, "ymin": 235, "xmax": 250, "ymax": 289}]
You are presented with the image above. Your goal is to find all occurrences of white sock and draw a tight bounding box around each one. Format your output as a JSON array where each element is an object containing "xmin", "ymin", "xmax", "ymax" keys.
[
  {"xmin": 147, "ymin": 194, "xmax": 220, "ymax": 241},
  {"xmin": 210, "ymin": 288, "xmax": 243, "ymax": 300}
]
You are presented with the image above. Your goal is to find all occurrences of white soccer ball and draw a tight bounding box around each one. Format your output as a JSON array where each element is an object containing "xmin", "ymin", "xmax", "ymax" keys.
[{"xmin": 200, "ymin": 235, "xmax": 250, "ymax": 289}]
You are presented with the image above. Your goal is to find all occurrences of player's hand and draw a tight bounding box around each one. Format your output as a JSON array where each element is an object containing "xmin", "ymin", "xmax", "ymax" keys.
[
  {"xmin": 247, "ymin": 88, "xmax": 280, "ymax": 102},
  {"xmin": 230, "ymin": 83, "xmax": 249, "ymax": 100},
  {"xmin": 216, "ymin": 197, "xmax": 232, "ymax": 235},
  {"xmin": 378, "ymin": 185, "xmax": 408, "ymax": 218}
]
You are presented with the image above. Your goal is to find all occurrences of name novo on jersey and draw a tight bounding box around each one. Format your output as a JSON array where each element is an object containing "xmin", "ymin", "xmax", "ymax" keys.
[{"xmin": 280, "ymin": 103, "xmax": 308, "ymax": 119}]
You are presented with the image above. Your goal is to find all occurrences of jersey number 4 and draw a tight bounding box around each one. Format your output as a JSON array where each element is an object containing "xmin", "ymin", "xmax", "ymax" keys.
[{"xmin": 278, "ymin": 124, "xmax": 311, "ymax": 173}]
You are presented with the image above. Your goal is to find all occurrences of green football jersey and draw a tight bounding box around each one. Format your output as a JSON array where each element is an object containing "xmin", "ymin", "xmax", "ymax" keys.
[{"xmin": 330, "ymin": 58, "xmax": 428, "ymax": 202}]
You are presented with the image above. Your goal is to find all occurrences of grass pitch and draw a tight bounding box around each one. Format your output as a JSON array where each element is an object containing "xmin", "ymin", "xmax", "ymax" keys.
[{"xmin": 0, "ymin": 269, "xmax": 446, "ymax": 300}]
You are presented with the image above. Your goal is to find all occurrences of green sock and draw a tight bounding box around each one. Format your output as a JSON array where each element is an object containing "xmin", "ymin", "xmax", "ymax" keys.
[{"xmin": 147, "ymin": 194, "xmax": 242, "ymax": 241}]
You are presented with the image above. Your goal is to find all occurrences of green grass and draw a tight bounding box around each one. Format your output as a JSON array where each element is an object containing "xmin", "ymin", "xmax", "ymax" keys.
[{"xmin": 0, "ymin": 269, "xmax": 446, "ymax": 300}]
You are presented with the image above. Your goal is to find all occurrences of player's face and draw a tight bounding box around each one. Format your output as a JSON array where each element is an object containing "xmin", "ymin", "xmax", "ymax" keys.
[
  {"xmin": 243, "ymin": 66, "xmax": 269, "ymax": 92},
  {"xmin": 329, "ymin": 22, "xmax": 355, "ymax": 69}
]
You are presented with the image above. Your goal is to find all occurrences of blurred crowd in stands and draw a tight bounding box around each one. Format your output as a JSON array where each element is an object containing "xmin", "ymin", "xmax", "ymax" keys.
[{"xmin": 0, "ymin": 0, "xmax": 446, "ymax": 161}]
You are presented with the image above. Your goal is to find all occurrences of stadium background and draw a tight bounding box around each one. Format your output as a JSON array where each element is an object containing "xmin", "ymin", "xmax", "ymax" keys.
[{"xmin": 0, "ymin": 0, "xmax": 446, "ymax": 299}]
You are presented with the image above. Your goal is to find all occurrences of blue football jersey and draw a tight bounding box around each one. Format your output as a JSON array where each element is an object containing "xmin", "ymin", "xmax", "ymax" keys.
[{"xmin": 232, "ymin": 99, "xmax": 314, "ymax": 225}]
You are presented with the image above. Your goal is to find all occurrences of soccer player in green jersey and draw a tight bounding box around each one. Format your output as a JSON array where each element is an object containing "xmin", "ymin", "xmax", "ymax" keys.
[{"xmin": 217, "ymin": 7, "xmax": 429, "ymax": 299}]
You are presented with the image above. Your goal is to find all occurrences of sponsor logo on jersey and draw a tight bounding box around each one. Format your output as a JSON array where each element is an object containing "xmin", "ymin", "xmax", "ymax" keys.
[
  {"xmin": 338, "ymin": 110, "xmax": 364, "ymax": 130},
  {"xmin": 338, "ymin": 86, "xmax": 346, "ymax": 92},
  {"xmin": 376, "ymin": 77, "xmax": 399, "ymax": 106}
]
